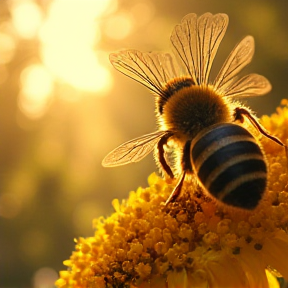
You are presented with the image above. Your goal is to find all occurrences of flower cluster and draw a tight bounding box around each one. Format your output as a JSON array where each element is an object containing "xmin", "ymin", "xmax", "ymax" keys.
[{"xmin": 56, "ymin": 100, "xmax": 288, "ymax": 288}]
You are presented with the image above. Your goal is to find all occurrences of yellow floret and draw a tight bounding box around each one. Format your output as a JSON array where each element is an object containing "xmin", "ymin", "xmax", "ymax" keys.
[{"xmin": 56, "ymin": 101, "xmax": 288, "ymax": 288}]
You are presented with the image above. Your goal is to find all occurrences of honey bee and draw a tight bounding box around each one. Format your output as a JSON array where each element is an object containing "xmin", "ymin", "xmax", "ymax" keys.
[{"xmin": 102, "ymin": 13, "xmax": 287, "ymax": 209}]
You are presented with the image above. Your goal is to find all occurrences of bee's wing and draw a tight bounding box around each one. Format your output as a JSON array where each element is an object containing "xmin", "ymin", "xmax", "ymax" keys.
[
  {"xmin": 110, "ymin": 50, "xmax": 178, "ymax": 96},
  {"xmin": 213, "ymin": 36, "xmax": 255, "ymax": 92},
  {"xmin": 223, "ymin": 73, "xmax": 272, "ymax": 97},
  {"xmin": 102, "ymin": 130, "xmax": 170, "ymax": 167},
  {"xmin": 170, "ymin": 13, "xmax": 229, "ymax": 85},
  {"xmin": 214, "ymin": 36, "xmax": 271, "ymax": 96}
]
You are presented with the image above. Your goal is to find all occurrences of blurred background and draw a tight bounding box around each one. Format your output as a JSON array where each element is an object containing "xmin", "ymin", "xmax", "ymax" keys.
[{"xmin": 0, "ymin": 0, "xmax": 287, "ymax": 286}]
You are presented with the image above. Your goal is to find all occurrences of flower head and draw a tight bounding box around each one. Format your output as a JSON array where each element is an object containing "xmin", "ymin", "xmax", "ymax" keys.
[{"xmin": 56, "ymin": 101, "xmax": 288, "ymax": 288}]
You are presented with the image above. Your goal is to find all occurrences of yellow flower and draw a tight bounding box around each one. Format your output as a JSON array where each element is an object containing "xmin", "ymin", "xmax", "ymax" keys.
[{"xmin": 56, "ymin": 101, "xmax": 288, "ymax": 288}]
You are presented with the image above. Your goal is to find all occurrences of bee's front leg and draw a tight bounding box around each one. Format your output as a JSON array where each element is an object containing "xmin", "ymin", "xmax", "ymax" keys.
[{"xmin": 157, "ymin": 133, "xmax": 174, "ymax": 179}]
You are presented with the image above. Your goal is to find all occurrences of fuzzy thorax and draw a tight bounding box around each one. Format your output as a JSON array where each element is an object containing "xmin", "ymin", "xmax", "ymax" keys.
[{"xmin": 160, "ymin": 84, "xmax": 233, "ymax": 143}]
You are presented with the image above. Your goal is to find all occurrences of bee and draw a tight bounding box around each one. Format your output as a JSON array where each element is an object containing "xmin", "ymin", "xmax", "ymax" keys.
[{"xmin": 102, "ymin": 13, "xmax": 287, "ymax": 209}]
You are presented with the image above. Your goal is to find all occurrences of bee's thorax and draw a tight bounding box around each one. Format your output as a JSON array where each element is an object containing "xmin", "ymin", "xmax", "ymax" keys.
[
  {"xmin": 160, "ymin": 84, "xmax": 232, "ymax": 141},
  {"xmin": 157, "ymin": 77, "xmax": 195, "ymax": 114}
]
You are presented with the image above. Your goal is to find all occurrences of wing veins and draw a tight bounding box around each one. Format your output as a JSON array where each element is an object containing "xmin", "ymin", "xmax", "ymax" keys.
[
  {"xmin": 142, "ymin": 54, "xmax": 163, "ymax": 88},
  {"xmin": 102, "ymin": 131, "xmax": 171, "ymax": 167},
  {"xmin": 196, "ymin": 22, "xmax": 202, "ymax": 84},
  {"xmin": 216, "ymin": 58, "xmax": 246, "ymax": 89},
  {"xmin": 116, "ymin": 59, "xmax": 161, "ymax": 95},
  {"xmin": 214, "ymin": 36, "xmax": 254, "ymax": 91},
  {"xmin": 186, "ymin": 20, "xmax": 196, "ymax": 80},
  {"xmin": 203, "ymin": 23, "xmax": 212, "ymax": 83},
  {"xmin": 201, "ymin": 17, "xmax": 209, "ymax": 83},
  {"xmin": 148, "ymin": 54, "xmax": 170, "ymax": 86},
  {"xmin": 174, "ymin": 25, "xmax": 192, "ymax": 76},
  {"xmin": 224, "ymin": 74, "xmax": 271, "ymax": 97},
  {"xmin": 128, "ymin": 52, "xmax": 164, "ymax": 94}
]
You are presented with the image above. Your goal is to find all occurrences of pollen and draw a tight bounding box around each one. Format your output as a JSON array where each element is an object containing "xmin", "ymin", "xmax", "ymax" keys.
[{"xmin": 56, "ymin": 101, "xmax": 288, "ymax": 288}]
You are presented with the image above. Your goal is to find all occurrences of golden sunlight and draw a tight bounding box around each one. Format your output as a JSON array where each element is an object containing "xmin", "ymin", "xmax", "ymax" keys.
[
  {"xmin": 18, "ymin": 64, "xmax": 54, "ymax": 118},
  {"xmin": 33, "ymin": 267, "xmax": 58, "ymax": 288},
  {"xmin": 39, "ymin": 0, "xmax": 114, "ymax": 93},
  {"xmin": 104, "ymin": 11, "xmax": 133, "ymax": 40},
  {"xmin": 0, "ymin": 193, "xmax": 21, "ymax": 219},
  {"xmin": 0, "ymin": 31, "xmax": 16, "ymax": 64},
  {"xmin": 130, "ymin": 2, "xmax": 155, "ymax": 26},
  {"xmin": 9, "ymin": 0, "xmax": 43, "ymax": 39}
]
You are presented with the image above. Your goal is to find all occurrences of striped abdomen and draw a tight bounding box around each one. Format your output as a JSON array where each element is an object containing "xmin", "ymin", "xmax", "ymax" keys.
[{"xmin": 190, "ymin": 123, "xmax": 267, "ymax": 209}]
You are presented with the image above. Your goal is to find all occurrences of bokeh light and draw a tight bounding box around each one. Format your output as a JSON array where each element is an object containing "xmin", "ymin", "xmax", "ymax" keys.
[
  {"xmin": 39, "ymin": 0, "xmax": 113, "ymax": 93},
  {"xmin": 130, "ymin": 2, "xmax": 155, "ymax": 26},
  {"xmin": 104, "ymin": 11, "xmax": 133, "ymax": 40},
  {"xmin": 10, "ymin": 0, "xmax": 43, "ymax": 39},
  {"xmin": 0, "ymin": 0, "xmax": 287, "ymax": 287},
  {"xmin": 0, "ymin": 31, "xmax": 16, "ymax": 64},
  {"xmin": 18, "ymin": 64, "xmax": 54, "ymax": 118},
  {"xmin": 33, "ymin": 267, "xmax": 58, "ymax": 288}
]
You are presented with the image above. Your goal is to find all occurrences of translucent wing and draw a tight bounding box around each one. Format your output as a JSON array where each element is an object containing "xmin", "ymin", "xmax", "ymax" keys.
[
  {"xmin": 102, "ymin": 130, "xmax": 170, "ymax": 167},
  {"xmin": 213, "ymin": 36, "xmax": 255, "ymax": 92},
  {"xmin": 223, "ymin": 73, "xmax": 272, "ymax": 97},
  {"xmin": 110, "ymin": 50, "xmax": 178, "ymax": 96},
  {"xmin": 170, "ymin": 13, "xmax": 229, "ymax": 85}
]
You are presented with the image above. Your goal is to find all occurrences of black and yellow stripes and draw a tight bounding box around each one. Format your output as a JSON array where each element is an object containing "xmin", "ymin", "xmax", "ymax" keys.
[{"xmin": 190, "ymin": 123, "xmax": 267, "ymax": 209}]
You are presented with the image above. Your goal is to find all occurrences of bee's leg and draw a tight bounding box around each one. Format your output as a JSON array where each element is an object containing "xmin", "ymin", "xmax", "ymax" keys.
[
  {"xmin": 165, "ymin": 171, "xmax": 186, "ymax": 206},
  {"xmin": 158, "ymin": 134, "xmax": 174, "ymax": 179},
  {"xmin": 165, "ymin": 140, "xmax": 192, "ymax": 205},
  {"xmin": 234, "ymin": 107, "xmax": 288, "ymax": 171}
]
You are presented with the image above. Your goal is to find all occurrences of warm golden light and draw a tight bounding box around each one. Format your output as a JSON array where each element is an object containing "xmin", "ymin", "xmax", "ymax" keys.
[
  {"xmin": 104, "ymin": 11, "xmax": 133, "ymax": 40},
  {"xmin": 131, "ymin": 2, "xmax": 155, "ymax": 26},
  {"xmin": 73, "ymin": 202, "xmax": 107, "ymax": 234},
  {"xmin": 0, "ymin": 31, "xmax": 16, "ymax": 64},
  {"xmin": 4, "ymin": 170, "xmax": 37, "ymax": 212},
  {"xmin": 0, "ymin": 193, "xmax": 22, "ymax": 219},
  {"xmin": 18, "ymin": 64, "xmax": 54, "ymax": 118},
  {"xmin": 33, "ymin": 267, "xmax": 58, "ymax": 288},
  {"xmin": 41, "ymin": 47, "xmax": 112, "ymax": 93},
  {"xmin": 0, "ymin": 65, "xmax": 8, "ymax": 85},
  {"xmin": 38, "ymin": 0, "xmax": 114, "ymax": 93},
  {"xmin": 9, "ymin": 0, "xmax": 43, "ymax": 39},
  {"xmin": 20, "ymin": 230, "xmax": 49, "ymax": 260}
]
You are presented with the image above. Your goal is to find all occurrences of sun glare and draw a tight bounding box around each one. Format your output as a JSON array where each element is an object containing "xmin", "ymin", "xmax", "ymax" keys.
[
  {"xmin": 8, "ymin": 0, "xmax": 119, "ymax": 118},
  {"xmin": 39, "ymin": 0, "xmax": 114, "ymax": 93}
]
